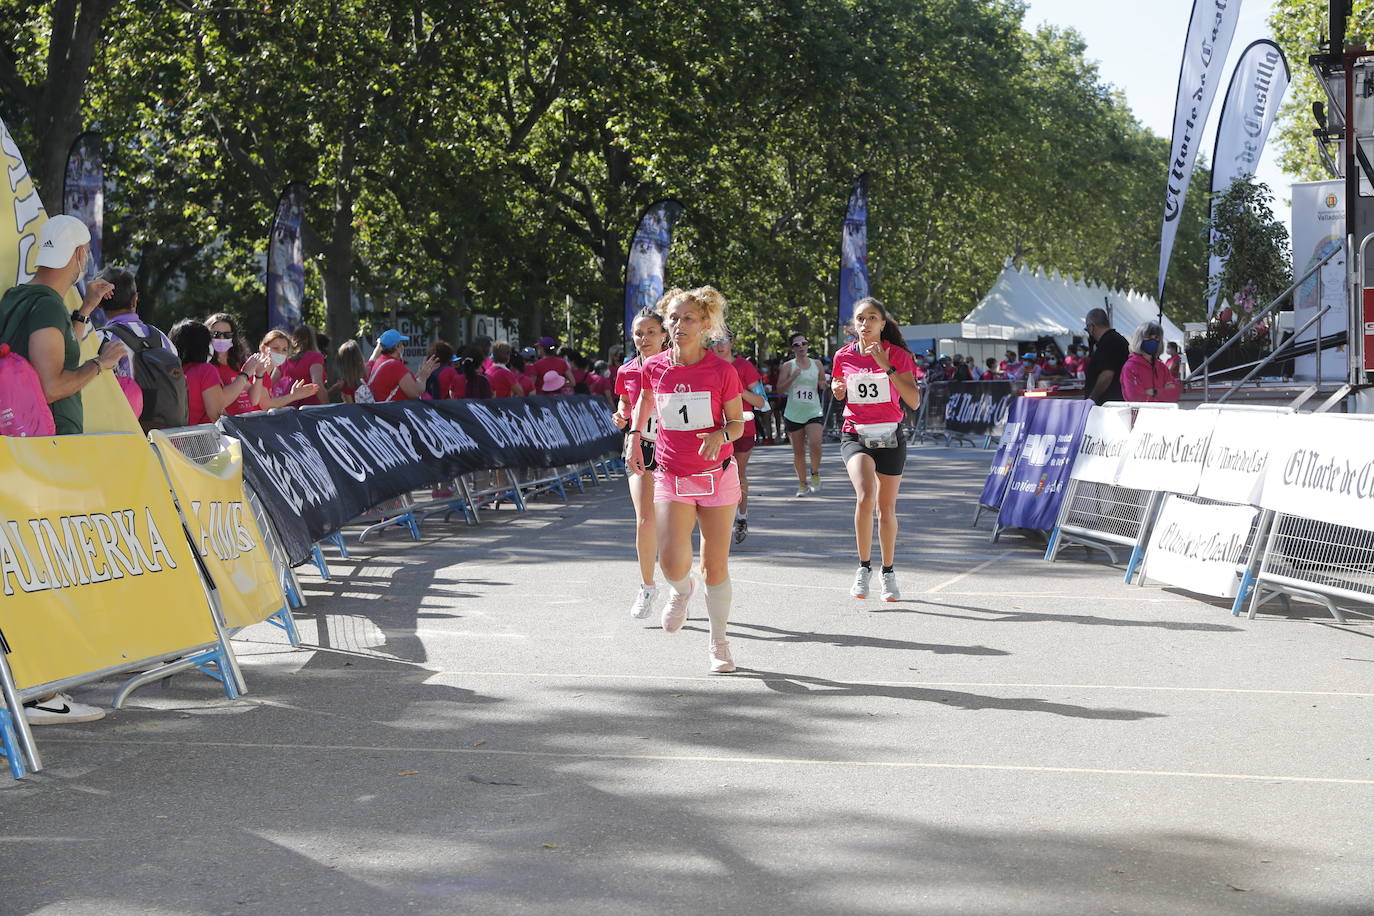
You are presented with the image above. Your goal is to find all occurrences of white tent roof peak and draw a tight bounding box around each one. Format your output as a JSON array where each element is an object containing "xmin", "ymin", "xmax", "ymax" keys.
[
  {"xmin": 962, "ymin": 258, "xmax": 1184, "ymax": 346},
  {"xmin": 1004, "ymin": 256, "xmax": 1014, "ymax": 268}
]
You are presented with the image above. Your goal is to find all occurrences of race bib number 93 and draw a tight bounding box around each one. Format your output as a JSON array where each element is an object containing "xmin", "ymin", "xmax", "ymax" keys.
[{"xmin": 846, "ymin": 372, "xmax": 891, "ymax": 405}]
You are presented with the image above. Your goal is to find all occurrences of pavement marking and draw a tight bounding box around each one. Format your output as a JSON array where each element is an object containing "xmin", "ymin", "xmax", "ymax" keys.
[
  {"xmin": 408, "ymin": 670, "xmax": 1374, "ymax": 699},
  {"xmin": 926, "ymin": 550, "xmax": 1017, "ymax": 593},
  {"xmin": 38, "ymin": 738, "xmax": 1374, "ymax": 786}
]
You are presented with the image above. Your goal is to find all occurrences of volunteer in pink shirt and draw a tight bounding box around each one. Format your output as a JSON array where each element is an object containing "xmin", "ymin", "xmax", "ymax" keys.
[
  {"xmin": 613, "ymin": 307, "xmax": 669, "ymax": 620},
  {"xmin": 830, "ymin": 296, "xmax": 921, "ymax": 603},
  {"xmin": 627, "ymin": 286, "xmax": 744, "ymax": 674},
  {"xmin": 1120, "ymin": 321, "xmax": 1182, "ymax": 403}
]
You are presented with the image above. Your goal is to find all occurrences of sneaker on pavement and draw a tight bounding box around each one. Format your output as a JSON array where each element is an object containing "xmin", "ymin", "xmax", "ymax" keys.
[
  {"xmin": 795, "ymin": 486, "xmax": 809, "ymax": 498},
  {"xmin": 24, "ymin": 693, "xmax": 105, "ymax": 726},
  {"xmin": 733, "ymin": 518, "xmax": 748, "ymax": 544},
  {"xmin": 662, "ymin": 576, "xmax": 697, "ymax": 633},
  {"xmin": 881, "ymin": 571, "xmax": 900, "ymax": 602},
  {"xmin": 629, "ymin": 584, "xmax": 658, "ymax": 619},
  {"xmin": 850, "ymin": 566, "xmax": 872, "ymax": 599},
  {"xmin": 809, "ymin": 473, "xmax": 821, "ymax": 492},
  {"xmin": 710, "ymin": 640, "xmax": 736, "ymax": 673}
]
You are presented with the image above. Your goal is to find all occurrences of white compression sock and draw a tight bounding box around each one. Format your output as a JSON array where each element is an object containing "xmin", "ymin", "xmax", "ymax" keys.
[
  {"xmin": 705, "ymin": 579, "xmax": 732, "ymax": 642},
  {"xmin": 666, "ymin": 575, "xmax": 692, "ymax": 596}
]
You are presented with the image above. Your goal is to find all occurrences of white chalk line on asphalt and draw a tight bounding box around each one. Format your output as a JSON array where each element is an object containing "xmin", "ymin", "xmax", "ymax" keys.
[
  {"xmin": 926, "ymin": 550, "xmax": 1017, "ymax": 593},
  {"xmin": 36, "ymin": 737, "xmax": 1374, "ymax": 786},
  {"xmin": 414, "ymin": 669, "xmax": 1374, "ymax": 699}
]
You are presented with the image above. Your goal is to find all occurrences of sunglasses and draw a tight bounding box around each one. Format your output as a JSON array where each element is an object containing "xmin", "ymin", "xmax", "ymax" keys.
[
  {"xmin": 211, "ymin": 331, "xmax": 235, "ymax": 339},
  {"xmin": 791, "ymin": 341, "xmax": 808, "ymax": 348}
]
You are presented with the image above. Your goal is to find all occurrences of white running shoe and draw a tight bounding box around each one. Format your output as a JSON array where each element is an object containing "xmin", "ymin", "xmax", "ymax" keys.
[
  {"xmin": 809, "ymin": 472, "xmax": 821, "ymax": 492},
  {"xmin": 24, "ymin": 693, "xmax": 105, "ymax": 726},
  {"xmin": 850, "ymin": 566, "xmax": 871, "ymax": 598},
  {"xmin": 630, "ymin": 584, "xmax": 658, "ymax": 619},
  {"xmin": 733, "ymin": 517, "xmax": 748, "ymax": 544},
  {"xmin": 710, "ymin": 640, "xmax": 736, "ymax": 673},
  {"xmin": 795, "ymin": 486, "xmax": 809, "ymax": 498},
  {"xmin": 662, "ymin": 576, "xmax": 698, "ymax": 633},
  {"xmin": 881, "ymin": 571, "xmax": 900, "ymax": 602}
]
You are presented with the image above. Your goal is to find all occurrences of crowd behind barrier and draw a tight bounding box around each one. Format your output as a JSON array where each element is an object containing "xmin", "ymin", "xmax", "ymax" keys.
[
  {"xmin": 0, "ymin": 395, "xmax": 621, "ymax": 779},
  {"xmin": 975, "ymin": 396, "xmax": 1374, "ymax": 623}
]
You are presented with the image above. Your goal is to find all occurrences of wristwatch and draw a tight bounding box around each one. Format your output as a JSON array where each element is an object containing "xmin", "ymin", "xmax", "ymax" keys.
[
  {"xmin": 71, "ymin": 310, "xmax": 89, "ymax": 324},
  {"xmin": 884, "ymin": 366, "xmax": 896, "ymax": 375}
]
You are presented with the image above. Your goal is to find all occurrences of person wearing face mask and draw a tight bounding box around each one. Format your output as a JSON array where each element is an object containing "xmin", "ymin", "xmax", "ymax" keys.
[
  {"xmin": 204, "ymin": 312, "xmax": 266, "ymax": 415},
  {"xmin": 1039, "ymin": 352, "xmax": 1070, "ymax": 380},
  {"xmin": 1120, "ymin": 321, "xmax": 1181, "ymax": 403},
  {"xmin": 252, "ymin": 329, "xmax": 321, "ymax": 408}
]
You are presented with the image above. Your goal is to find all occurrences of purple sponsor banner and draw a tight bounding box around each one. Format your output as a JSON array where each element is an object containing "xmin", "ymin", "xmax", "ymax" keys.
[
  {"xmin": 63, "ymin": 131, "xmax": 104, "ymax": 321},
  {"xmin": 978, "ymin": 395, "xmax": 1036, "ymax": 509},
  {"xmin": 997, "ymin": 398, "xmax": 1093, "ymax": 531},
  {"xmin": 623, "ymin": 200, "xmax": 682, "ymax": 346},
  {"xmin": 838, "ymin": 173, "xmax": 869, "ymax": 333},
  {"xmin": 267, "ymin": 183, "xmax": 307, "ymax": 331}
]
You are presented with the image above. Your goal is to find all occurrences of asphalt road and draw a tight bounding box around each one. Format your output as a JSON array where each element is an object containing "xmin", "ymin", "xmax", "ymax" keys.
[{"xmin": 2, "ymin": 443, "xmax": 1372, "ymax": 915}]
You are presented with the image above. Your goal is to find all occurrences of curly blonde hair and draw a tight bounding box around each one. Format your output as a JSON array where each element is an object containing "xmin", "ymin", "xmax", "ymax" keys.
[{"xmin": 657, "ymin": 285, "xmax": 728, "ymax": 343}]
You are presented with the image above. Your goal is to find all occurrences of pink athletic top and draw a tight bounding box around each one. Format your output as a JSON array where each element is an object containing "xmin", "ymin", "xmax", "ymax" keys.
[
  {"xmin": 216, "ymin": 362, "xmax": 255, "ymax": 415},
  {"xmin": 640, "ymin": 349, "xmax": 743, "ymax": 476},
  {"xmin": 184, "ymin": 362, "xmax": 222, "ymax": 426},
  {"xmin": 284, "ymin": 350, "xmax": 326, "ymax": 405},
  {"xmin": 831, "ymin": 341, "xmax": 916, "ymax": 433}
]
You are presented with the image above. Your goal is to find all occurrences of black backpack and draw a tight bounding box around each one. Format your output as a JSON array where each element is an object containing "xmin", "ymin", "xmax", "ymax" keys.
[{"xmin": 104, "ymin": 322, "xmax": 189, "ymax": 430}]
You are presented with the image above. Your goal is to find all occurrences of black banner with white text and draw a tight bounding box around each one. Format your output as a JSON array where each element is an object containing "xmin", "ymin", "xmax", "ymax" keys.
[{"xmin": 220, "ymin": 396, "xmax": 620, "ymax": 564}]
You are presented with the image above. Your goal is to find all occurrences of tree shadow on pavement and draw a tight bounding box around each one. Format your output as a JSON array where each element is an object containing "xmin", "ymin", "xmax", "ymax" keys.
[
  {"xmin": 683, "ymin": 621, "xmax": 1010, "ymax": 655},
  {"xmin": 868, "ymin": 598, "xmax": 1244, "ymax": 632}
]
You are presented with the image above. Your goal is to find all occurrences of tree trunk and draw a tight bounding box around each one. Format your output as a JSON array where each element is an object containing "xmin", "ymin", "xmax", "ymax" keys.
[{"xmin": 322, "ymin": 136, "xmax": 358, "ymax": 372}]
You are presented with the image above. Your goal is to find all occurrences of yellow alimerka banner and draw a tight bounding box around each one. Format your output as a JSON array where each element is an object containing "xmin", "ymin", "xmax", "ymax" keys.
[
  {"xmin": 0, "ymin": 433, "xmax": 217, "ymax": 689},
  {"xmin": 150, "ymin": 431, "xmax": 285, "ymax": 630}
]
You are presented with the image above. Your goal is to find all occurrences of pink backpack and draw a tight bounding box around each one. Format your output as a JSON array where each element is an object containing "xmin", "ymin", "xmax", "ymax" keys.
[{"xmin": 0, "ymin": 343, "xmax": 56, "ymax": 437}]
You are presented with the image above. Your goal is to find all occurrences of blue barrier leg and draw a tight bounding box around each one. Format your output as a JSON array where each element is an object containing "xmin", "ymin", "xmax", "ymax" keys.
[
  {"xmin": 1042, "ymin": 527, "xmax": 1060, "ymax": 561},
  {"xmin": 1123, "ymin": 542, "xmax": 1145, "ymax": 584},
  {"xmin": 283, "ymin": 570, "xmax": 304, "ymax": 609},
  {"xmin": 1231, "ymin": 569, "xmax": 1255, "ymax": 617},
  {"xmin": 326, "ymin": 532, "xmax": 350, "ymax": 559},
  {"xmin": 311, "ymin": 544, "xmax": 330, "ymax": 580},
  {"xmin": 267, "ymin": 605, "xmax": 302, "ymax": 646},
  {"xmin": 0, "ymin": 710, "xmax": 28, "ymax": 780},
  {"xmin": 404, "ymin": 509, "xmax": 421, "ymax": 540}
]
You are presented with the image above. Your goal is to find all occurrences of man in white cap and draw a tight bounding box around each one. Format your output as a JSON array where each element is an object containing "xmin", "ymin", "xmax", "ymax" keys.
[
  {"xmin": 0, "ymin": 214, "xmax": 126, "ymax": 435},
  {"xmin": 0, "ymin": 216, "xmax": 126, "ymax": 727}
]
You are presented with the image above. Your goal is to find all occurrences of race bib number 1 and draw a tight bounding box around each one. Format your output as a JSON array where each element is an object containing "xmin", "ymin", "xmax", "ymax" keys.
[
  {"xmin": 657, "ymin": 390, "xmax": 713, "ymax": 431},
  {"xmin": 847, "ymin": 372, "xmax": 891, "ymax": 405}
]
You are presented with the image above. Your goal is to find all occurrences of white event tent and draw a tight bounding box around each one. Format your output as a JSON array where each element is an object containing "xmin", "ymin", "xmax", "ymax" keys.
[{"xmin": 901, "ymin": 259, "xmax": 1185, "ymax": 361}]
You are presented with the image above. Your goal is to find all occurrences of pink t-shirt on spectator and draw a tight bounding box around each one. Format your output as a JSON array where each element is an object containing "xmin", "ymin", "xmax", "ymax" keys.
[
  {"xmin": 216, "ymin": 362, "xmax": 256, "ymax": 415},
  {"xmin": 184, "ymin": 362, "xmax": 222, "ymax": 426},
  {"xmin": 486, "ymin": 363, "xmax": 520, "ymax": 397},
  {"xmin": 640, "ymin": 349, "xmax": 743, "ymax": 476},
  {"xmin": 831, "ymin": 341, "xmax": 917, "ymax": 433},
  {"xmin": 433, "ymin": 365, "xmax": 462, "ymax": 400},
  {"xmin": 285, "ymin": 350, "xmax": 326, "ymax": 405},
  {"xmin": 367, "ymin": 357, "xmax": 412, "ymax": 402}
]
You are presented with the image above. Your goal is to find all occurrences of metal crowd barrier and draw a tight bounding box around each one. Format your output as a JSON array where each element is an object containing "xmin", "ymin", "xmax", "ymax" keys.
[
  {"xmin": 166, "ymin": 423, "xmax": 302, "ymax": 646},
  {"xmin": 1247, "ymin": 514, "xmax": 1374, "ymax": 624},
  {"xmin": 1241, "ymin": 414, "xmax": 1374, "ymax": 624}
]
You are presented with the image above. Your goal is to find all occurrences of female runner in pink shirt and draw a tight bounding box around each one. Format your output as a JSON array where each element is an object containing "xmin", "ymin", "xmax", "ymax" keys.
[
  {"xmin": 613, "ymin": 306, "xmax": 669, "ymax": 620},
  {"xmin": 830, "ymin": 297, "xmax": 921, "ymax": 602},
  {"xmin": 626, "ymin": 287, "xmax": 745, "ymax": 673}
]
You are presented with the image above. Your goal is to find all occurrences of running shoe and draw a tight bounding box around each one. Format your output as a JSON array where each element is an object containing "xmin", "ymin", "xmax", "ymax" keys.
[
  {"xmin": 881, "ymin": 571, "xmax": 900, "ymax": 602},
  {"xmin": 662, "ymin": 575, "xmax": 697, "ymax": 633},
  {"xmin": 850, "ymin": 566, "xmax": 871, "ymax": 598},
  {"xmin": 809, "ymin": 472, "xmax": 821, "ymax": 492},
  {"xmin": 629, "ymin": 584, "xmax": 658, "ymax": 619},
  {"xmin": 733, "ymin": 517, "xmax": 748, "ymax": 544},
  {"xmin": 710, "ymin": 640, "xmax": 736, "ymax": 673},
  {"xmin": 23, "ymin": 693, "xmax": 105, "ymax": 725},
  {"xmin": 795, "ymin": 486, "xmax": 809, "ymax": 498}
]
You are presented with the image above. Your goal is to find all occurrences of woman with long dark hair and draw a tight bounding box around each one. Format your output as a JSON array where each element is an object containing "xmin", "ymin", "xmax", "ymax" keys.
[
  {"xmin": 830, "ymin": 297, "xmax": 920, "ymax": 602},
  {"xmin": 285, "ymin": 323, "xmax": 328, "ymax": 405},
  {"xmin": 204, "ymin": 312, "xmax": 267, "ymax": 415}
]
